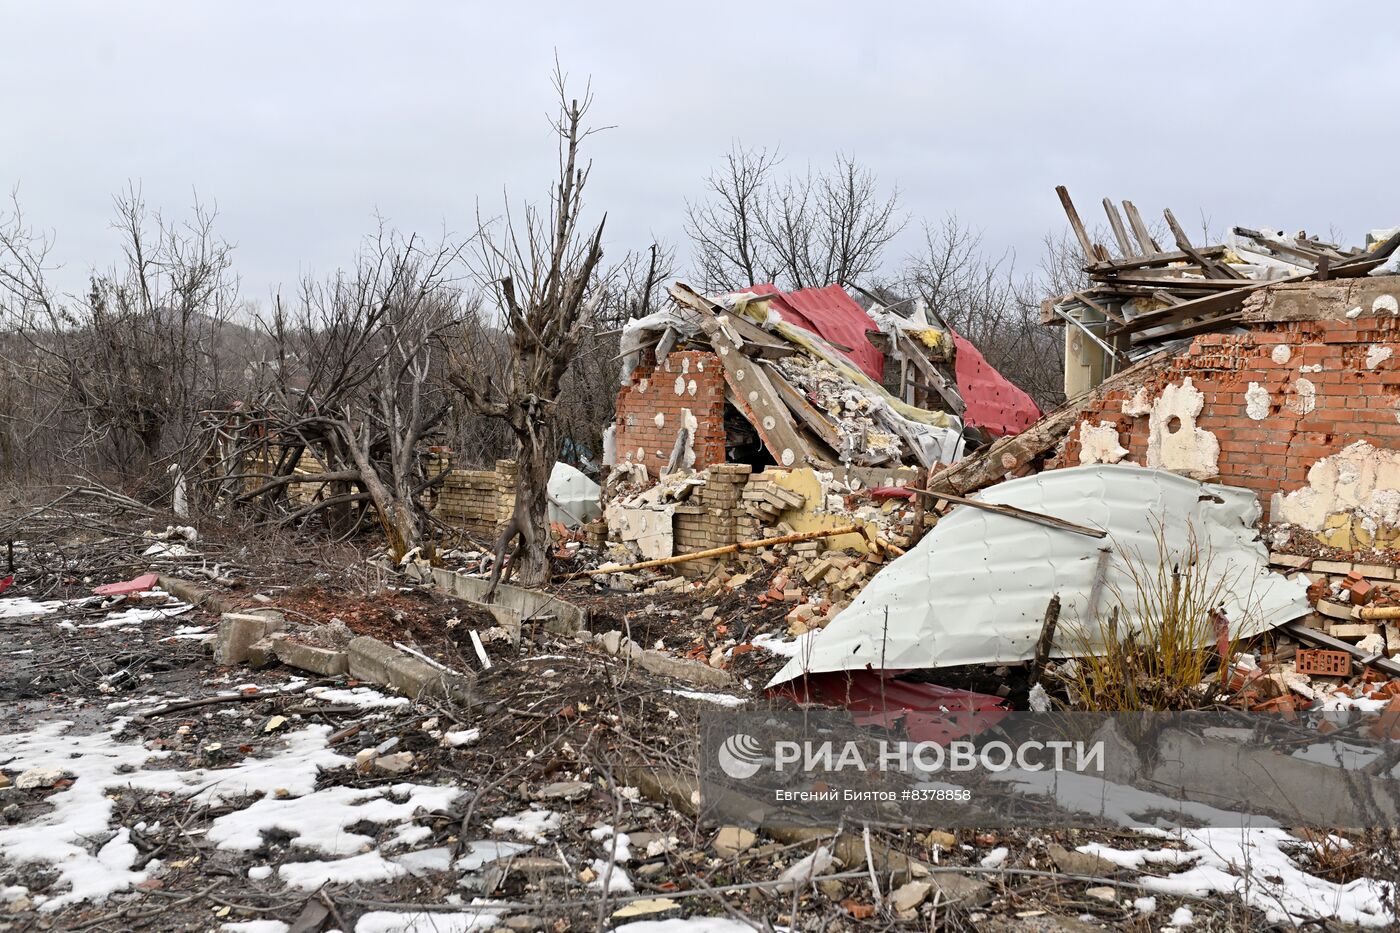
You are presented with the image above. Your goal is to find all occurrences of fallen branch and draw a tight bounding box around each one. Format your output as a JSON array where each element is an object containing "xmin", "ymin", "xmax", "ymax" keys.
[{"xmin": 557, "ymin": 524, "xmax": 864, "ymax": 580}]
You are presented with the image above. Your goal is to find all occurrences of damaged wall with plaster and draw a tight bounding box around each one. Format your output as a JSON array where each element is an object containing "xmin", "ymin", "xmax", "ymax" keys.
[
  {"xmin": 1052, "ymin": 276, "xmax": 1400, "ymax": 550},
  {"xmin": 613, "ymin": 350, "xmax": 727, "ymax": 478}
]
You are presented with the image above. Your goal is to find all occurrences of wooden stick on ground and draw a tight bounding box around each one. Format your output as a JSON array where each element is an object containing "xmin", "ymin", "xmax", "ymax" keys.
[
  {"xmin": 557, "ymin": 524, "xmax": 864, "ymax": 580},
  {"xmin": 909, "ymin": 488, "xmax": 1106, "ymax": 539}
]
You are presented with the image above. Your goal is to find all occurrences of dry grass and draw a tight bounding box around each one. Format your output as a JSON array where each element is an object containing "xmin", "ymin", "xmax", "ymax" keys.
[{"xmin": 1057, "ymin": 521, "xmax": 1253, "ymax": 711}]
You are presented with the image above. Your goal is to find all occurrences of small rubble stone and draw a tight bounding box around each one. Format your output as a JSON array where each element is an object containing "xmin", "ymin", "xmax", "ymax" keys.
[
  {"xmin": 374, "ymin": 752, "xmax": 415, "ymax": 773},
  {"xmin": 1048, "ymin": 843, "xmax": 1118, "ymax": 876},
  {"xmin": 15, "ymin": 767, "xmax": 69, "ymax": 790},
  {"xmin": 890, "ymin": 880, "xmax": 932, "ymax": 913},
  {"xmin": 1085, "ymin": 886, "xmax": 1118, "ymax": 903},
  {"xmin": 533, "ymin": 781, "xmax": 591, "ymax": 802},
  {"xmin": 712, "ymin": 826, "xmax": 755, "ymax": 858}
]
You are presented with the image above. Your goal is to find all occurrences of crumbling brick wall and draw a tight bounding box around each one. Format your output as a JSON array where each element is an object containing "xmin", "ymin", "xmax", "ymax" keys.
[
  {"xmin": 1048, "ymin": 292, "xmax": 1400, "ymax": 549},
  {"xmin": 613, "ymin": 350, "xmax": 727, "ymax": 477},
  {"xmin": 673, "ymin": 464, "xmax": 751, "ymax": 575},
  {"xmin": 432, "ymin": 458, "xmax": 517, "ymax": 542}
]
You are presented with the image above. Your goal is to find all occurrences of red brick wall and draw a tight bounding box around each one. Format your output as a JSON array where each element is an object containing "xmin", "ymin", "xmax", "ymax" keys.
[
  {"xmin": 1050, "ymin": 313, "xmax": 1400, "ymax": 521},
  {"xmin": 614, "ymin": 350, "xmax": 727, "ymax": 476}
]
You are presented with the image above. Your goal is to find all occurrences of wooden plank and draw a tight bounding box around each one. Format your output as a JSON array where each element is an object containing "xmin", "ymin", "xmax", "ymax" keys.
[
  {"xmin": 909, "ymin": 487, "xmax": 1106, "ymax": 538},
  {"xmin": 1102, "ymin": 198, "xmax": 1135, "ymax": 258},
  {"xmin": 1132, "ymin": 310, "xmax": 1244, "ymax": 345},
  {"xmin": 763, "ymin": 365, "xmax": 845, "ymax": 453},
  {"xmin": 1163, "ymin": 208, "xmax": 1244, "ymax": 280},
  {"xmin": 1107, "ymin": 282, "xmax": 1260, "ymax": 337},
  {"xmin": 1056, "ymin": 185, "xmax": 1099, "ymax": 264},
  {"xmin": 1092, "ymin": 275, "xmax": 1253, "ymax": 290},
  {"xmin": 1071, "ymin": 290, "xmax": 1125, "ymax": 325},
  {"xmin": 1122, "ymin": 200, "xmax": 1162, "ymax": 254},
  {"xmin": 896, "ymin": 331, "xmax": 966, "ymax": 415},
  {"xmin": 1091, "ymin": 244, "xmax": 1228, "ymax": 272}
]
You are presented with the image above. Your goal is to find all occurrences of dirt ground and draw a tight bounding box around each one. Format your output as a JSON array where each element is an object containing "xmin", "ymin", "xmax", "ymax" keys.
[{"xmin": 0, "ymin": 490, "xmax": 1380, "ymax": 931}]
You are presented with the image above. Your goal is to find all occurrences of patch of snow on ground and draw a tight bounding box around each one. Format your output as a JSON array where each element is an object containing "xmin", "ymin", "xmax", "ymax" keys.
[
  {"xmin": 586, "ymin": 858, "xmax": 635, "ymax": 894},
  {"xmin": 306, "ymin": 685, "xmax": 411, "ymax": 709},
  {"xmin": 79, "ymin": 602, "xmax": 193, "ymax": 629},
  {"xmin": 391, "ymin": 846, "xmax": 455, "ymax": 875},
  {"xmin": 221, "ymin": 922, "xmax": 291, "ymax": 933},
  {"xmin": 665, "ymin": 689, "xmax": 746, "ymax": 707},
  {"xmin": 454, "ymin": 840, "xmax": 533, "ymax": 871},
  {"xmin": 0, "ymin": 597, "xmax": 65, "ymax": 618},
  {"xmin": 999, "ymin": 768, "xmax": 1397, "ymax": 926},
  {"xmin": 354, "ymin": 904, "xmax": 505, "ymax": 933},
  {"xmin": 0, "ymin": 719, "xmax": 408, "ymax": 909},
  {"xmin": 490, "ymin": 808, "xmax": 561, "ymax": 842},
  {"xmin": 208, "ymin": 782, "xmax": 459, "ymax": 855},
  {"xmin": 279, "ymin": 850, "xmax": 406, "ymax": 890},
  {"xmin": 750, "ymin": 633, "xmax": 805, "ymax": 658}
]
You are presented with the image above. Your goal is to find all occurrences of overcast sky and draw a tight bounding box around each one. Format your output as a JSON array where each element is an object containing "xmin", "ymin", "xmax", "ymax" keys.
[{"xmin": 4, "ymin": 1, "xmax": 1398, "ymax": 304}]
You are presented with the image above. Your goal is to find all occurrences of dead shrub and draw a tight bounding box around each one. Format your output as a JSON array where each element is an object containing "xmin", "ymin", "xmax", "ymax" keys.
[{"xmin": 1056, "ymin": 522, "xmax": 1258, "ymax": 711}]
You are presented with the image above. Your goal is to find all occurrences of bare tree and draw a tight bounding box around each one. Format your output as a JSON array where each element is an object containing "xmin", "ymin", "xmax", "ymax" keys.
[
  {"xmin": 0, "ymin": 186, "xmax": 239, "ymax": 487},
  {"xmin": 450, "ymin": 69, "xmax": 607, "ymax": 593},
  {"xmin": 685, "ymin": 146, "xmax": 779, "ymax": 293},
  {"xmin": 897, "ymin": 214, "xmax": 1067, "ymax": 410},
  {"xmin": 210, "ymin": 227, "xmax": 465, "ymax": 560},
  {"xmin": 685, "ymin": 148, "xmax": 904, "ymax": 292}
]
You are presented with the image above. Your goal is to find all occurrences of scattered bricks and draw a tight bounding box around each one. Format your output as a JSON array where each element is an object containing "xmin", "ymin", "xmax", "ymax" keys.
[
  {"xmin": 785, "ymin": 603, "xmax": 815, "ymax": 628},
  {"xmin": 217, "ymin": 613, "xmax": 286, "ymax": 665},
  {"xmin": 1387, "ymin": 624, "xmax": 1400, "ymax": 654},
  {"xmin": 273, "ymin": 636, "xmax": 351, "ymax": 676},
  {"xmin": 1343, "ymin": 572, "xmax": 1376, "ymax": 605},
  {"xmin": 1370, "ymin": 697, "xmax": 1400, "ymax": 740},
  {"xmin": 1296, "ymin": 648, "xmax": 1352, "ymax": 678},
  {"xmin": 803, "ymin": 559, "xmax": 835, "ymax": 585}
]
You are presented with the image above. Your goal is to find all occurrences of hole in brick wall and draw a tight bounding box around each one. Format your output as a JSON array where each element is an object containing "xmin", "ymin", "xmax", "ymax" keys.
[{"xmin": 1166, "ymin": 415, "xmax": 1183, "ymax": 434}]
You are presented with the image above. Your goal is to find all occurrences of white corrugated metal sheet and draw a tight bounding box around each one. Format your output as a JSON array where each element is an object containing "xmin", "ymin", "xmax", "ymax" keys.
[{"xmin": 768, "ymin": 465, "xmax": 1311, "ymax": 687}]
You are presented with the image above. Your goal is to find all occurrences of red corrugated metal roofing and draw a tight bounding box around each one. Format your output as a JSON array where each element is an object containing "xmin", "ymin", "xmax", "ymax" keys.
[
  {"xmin": 951, "ymin": 333, "xmax": 1041, "ymax": 437},
  {"xmin": 744, "ymin": 283, "xmax": 885, "ymax": 382}
]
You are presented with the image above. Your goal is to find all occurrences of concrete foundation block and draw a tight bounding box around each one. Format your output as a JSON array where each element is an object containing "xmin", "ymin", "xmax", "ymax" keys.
[
  {"xmin": 273, "ymin": 636, "xmax": 350, "ymax": 676},
  {"xmin": 246, "ymin": 636, "xmax": 279, "ymax": 668},
  {"xmin": 217, "ymin": 613, "xmax": 286, "ymax": 665},
  {"xmin": 348, "ymin": 636, "xmax": 475, "ymax": 704}
]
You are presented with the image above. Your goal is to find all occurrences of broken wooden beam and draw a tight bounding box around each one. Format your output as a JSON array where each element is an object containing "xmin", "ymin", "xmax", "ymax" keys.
[{"xmin": 909, "ymin": 488, "xmax": 1106, "ymax": 538}]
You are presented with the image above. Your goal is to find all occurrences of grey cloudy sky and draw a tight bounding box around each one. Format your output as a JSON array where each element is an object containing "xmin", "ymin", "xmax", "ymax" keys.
[{"xmin": 4, "ymin": 1, "xmax": 1398, "ymax": 302}]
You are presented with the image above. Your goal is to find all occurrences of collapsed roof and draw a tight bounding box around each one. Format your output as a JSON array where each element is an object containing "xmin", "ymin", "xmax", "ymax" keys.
[
  {"xmin": 615, "ymin": 281, "xmax": 1040, "ymax": 474},
  {"xmin": 1046, "ymin": 188, "xmax": 1400, "ymax": 376}
]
